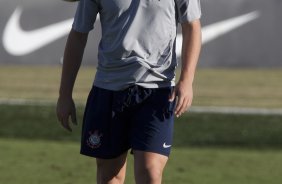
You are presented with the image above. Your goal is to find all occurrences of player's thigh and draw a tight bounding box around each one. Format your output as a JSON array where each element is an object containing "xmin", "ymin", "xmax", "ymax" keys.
[
  {"xmin": 96, "ymin": 151, "xmax": 128, "ymax": 181},
  {"xmin": 134, "ymin": 150, "xmax": 168, "ymax": 169},
  {"xmin": 133, "ymin": 150, "xmax": 168, "ymax": 176}
]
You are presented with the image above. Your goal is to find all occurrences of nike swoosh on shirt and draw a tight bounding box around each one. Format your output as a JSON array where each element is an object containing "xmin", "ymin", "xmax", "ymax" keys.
[
  {"xmin": 2, "ymin": 7, "xmax": 74, "ymax": 56},
  {"xmin": 2, "ymin": 7, "xmax": 259, "ymax": 56},
  {"xmin": 175, "ymin": 11, "xmax": 260, "ymax": 57}
]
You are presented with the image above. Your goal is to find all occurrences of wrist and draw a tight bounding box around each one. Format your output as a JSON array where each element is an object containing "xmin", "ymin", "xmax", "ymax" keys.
[
  {"xmin": 179, "ymin": 67, "xmax": 196, "ymax": 84},
  {"xmin": 178, "ymin": 75, "xmax": 194, "ymax": 86},
  {"xmin": 59, "ymin": 89, "xmax": 73, "ymax": 99}
]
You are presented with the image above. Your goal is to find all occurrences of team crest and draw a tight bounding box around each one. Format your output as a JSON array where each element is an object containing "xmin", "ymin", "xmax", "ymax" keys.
[{"xmin": 87, "ymin": 130, "xmax": 103, "ymax": 149}]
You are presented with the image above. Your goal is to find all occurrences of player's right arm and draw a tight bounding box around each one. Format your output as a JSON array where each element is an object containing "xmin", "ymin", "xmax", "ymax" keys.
[{"xmin": 56, "ymin": 29, "xmax": 88, "ymax": 132}]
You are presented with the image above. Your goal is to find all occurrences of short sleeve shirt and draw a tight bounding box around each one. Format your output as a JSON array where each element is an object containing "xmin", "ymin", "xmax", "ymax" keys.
[{"xmin": 73, "ymin": 0, "xmax": 201, "ymax": 90}]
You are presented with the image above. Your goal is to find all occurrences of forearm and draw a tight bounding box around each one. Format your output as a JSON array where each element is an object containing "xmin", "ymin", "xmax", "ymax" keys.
[
  {"xmin": 59, "ymin": 29, "xmax": 88, "ymax": 97},
  {"xmin": 179, "ymin": 20, "xmax": 202, "ymax": 85}
]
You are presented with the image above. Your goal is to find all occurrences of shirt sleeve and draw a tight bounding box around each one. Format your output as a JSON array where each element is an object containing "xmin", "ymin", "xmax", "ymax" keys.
[
  {"xmin": 72, "ymin": 0, "xmax": 99, "ymax": 33},
  {"xmin": 175, "ymin": 0, "xmax": 202, "ymax": 23}
]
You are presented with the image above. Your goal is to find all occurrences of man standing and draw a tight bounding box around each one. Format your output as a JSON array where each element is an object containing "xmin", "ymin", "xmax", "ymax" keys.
[{"xmin": 57, "ymin": 0, "xmax": 201, "ymax": 183}]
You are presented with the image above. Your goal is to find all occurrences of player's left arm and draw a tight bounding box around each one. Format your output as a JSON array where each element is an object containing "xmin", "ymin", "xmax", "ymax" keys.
[{"xmin": 170, "ymin": 19, "xmax": 202, "ymax": 117}]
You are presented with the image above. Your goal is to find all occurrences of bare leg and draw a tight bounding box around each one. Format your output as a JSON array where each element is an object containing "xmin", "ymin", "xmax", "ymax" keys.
[
  {"xmin": 96, "ymin": 152, "xmax": 128, "ymax": 184},
  {"xmin": 134, "ymin": 150, "xmax": 168, "ymax": 184}
]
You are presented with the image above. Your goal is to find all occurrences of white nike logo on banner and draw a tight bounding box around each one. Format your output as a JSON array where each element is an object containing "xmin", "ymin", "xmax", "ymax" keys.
[
  {"xmin": 2, "ymin": 7, "xmax": 74, "ymax": 56},
  {"xmin": 175, "ymin": 11, "xmax": 260, "ymax": 57},
  {"xmin": 2, "ymin": 7, "xmax": 259, "ymax": 56}
]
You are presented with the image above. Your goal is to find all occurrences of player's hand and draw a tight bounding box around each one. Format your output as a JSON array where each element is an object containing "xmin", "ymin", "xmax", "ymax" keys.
[
  {"xmin": 56, "ymin": 96, "xmax": 77, "ymax": 132},
  {"xmin": 169, "ymin": 81, "xmax": 193, "ymax": 117}
]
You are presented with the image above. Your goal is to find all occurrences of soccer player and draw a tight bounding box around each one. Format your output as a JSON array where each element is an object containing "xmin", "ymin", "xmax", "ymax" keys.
[{"xmin": 56, "ymin": 0, "xmax": 202, "ymax": 183}]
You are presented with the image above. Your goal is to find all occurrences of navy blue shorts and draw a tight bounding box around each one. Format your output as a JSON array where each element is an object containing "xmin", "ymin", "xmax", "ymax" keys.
[{"xmin": 80, "ymin": 85, "xmax": 176, "ymax": 159}]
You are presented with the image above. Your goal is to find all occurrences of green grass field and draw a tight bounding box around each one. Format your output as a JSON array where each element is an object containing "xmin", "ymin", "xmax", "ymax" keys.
[
  {"xmin": 1, "ymin": 66, "xmax": 282, "ymax": 108},
  {"xmin": 0, "ymin": 66, "xmax": 282, "ymax": 183},
  {"xmin": 2, "ymin": 138, "xmax": 282, "ymax": 184},
  {"xmin": 1, "ymin": 104, "xmax": 282, "ymax": 184}
]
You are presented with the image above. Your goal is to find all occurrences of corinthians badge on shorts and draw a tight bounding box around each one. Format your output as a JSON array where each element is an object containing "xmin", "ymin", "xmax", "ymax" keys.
[{"xmin": 87, "ymin": 130, "xmax": 103, "ymax": 149}]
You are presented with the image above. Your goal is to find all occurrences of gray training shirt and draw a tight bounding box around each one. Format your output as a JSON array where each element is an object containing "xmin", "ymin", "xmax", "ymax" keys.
[{"xmin": 72, "ymin": 0, "xmax": 201, "ymax": 90}]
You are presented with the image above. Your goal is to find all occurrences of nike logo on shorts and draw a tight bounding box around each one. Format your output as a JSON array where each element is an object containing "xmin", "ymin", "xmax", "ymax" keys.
[{"xmin": 163, "ymin": 143, "xmax": 171, "ymax": 148}]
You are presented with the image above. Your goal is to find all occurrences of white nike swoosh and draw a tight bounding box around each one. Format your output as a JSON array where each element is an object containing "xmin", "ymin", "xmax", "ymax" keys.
[
  {"xmin": 163, "ymin": 143, "xmax": 171, "ymax": 148},
  {"xmin": 175, "ymin": 11, "xmax": 260, "ymax": 57},
  {"xmin": 2, "ymin": 7, "xmax": 74, "ymax": 56},
  {"xmin": 2, "ymin": 8, "xmax": 259, "ymax": 56}
]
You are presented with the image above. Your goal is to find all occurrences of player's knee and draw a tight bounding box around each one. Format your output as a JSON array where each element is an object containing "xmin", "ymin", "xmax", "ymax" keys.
[
  {"xmin": 96, "ymin": 159, "xmax": 126, "ymax": 184},
  {"xmin": 136, "ymin": 164, "xmax": 163, "ymax": 183},
  {"xmin": 147, "ymin": 167, "xmax": 163, "ymax": 182}
]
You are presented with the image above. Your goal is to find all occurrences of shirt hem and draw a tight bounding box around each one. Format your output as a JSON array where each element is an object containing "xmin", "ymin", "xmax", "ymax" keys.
[{"xmin": 93, "ymin": 81, "xmax": 175, "ymax": 91}]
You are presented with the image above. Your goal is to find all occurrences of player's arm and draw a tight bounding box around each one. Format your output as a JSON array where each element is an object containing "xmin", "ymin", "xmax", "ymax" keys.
[
  {"xmin": 57, "ymin": 29, "xmax": 88, "ymax": 131},
  {"xmin": 170, "ymin": 19, "xmax": 202, "ymax": 117}
]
